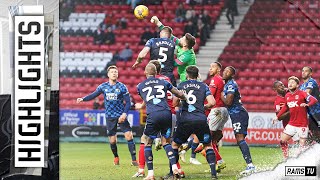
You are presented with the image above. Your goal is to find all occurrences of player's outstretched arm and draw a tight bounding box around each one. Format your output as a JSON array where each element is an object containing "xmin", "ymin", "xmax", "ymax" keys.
[
  {"xmin": 79, "ymin": 89, "xmax": 102, "ymax": 102},
  {"xmin": 76, "ymin": 98, "xmax": 83, "ymax": 103},
  {"xmin": 204, "ymin": 95, "xmax": 216, "ymax": 109},
  {"xmin": 150, "ymin": 16, "xmax": 179, "ymax": 44},
  {"xmin": 170, "ymin": 87, "xmax": 186, "ymax": 100},
  {"xmin": 132, "ymin": 46, "xmax": 150, "ymax": 69}
]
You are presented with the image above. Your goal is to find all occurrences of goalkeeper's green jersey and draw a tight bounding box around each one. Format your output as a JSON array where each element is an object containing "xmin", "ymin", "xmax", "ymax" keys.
[
  {"xmin": 159, "ymin": 25, "xmax": 197, "ymax": 82},
  {"xmin": 174, "ymin": 45, "xmax": 196, "ymax": 82}
]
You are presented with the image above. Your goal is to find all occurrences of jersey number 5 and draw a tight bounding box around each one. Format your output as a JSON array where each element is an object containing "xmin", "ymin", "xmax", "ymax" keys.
[
  {"xmin": 142, "ymin": 85, "xmax": 165, "ymax": 102},
  {"xmin": 158, "ymin": 47, "xmax": 168, "ymax": 62}
]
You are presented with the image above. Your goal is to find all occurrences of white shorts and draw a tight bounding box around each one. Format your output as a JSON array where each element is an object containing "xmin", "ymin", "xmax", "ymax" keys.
[
  {"xmin": 207, "ymin": 107, "xmax": 229, "ymax": 131},
  {"xmin": 283, "ymin": 124, "xmax": 309, "ymax": 139}
]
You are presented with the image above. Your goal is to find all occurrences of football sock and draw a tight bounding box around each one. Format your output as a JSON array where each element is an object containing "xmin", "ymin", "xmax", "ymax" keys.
[
  {"xmin": 164, "ymin": 144, "xmax": 177, "ymax": 166},
  {"xmin": 187, "ymin": 139, "xmax": 193, "ymax": 150},
  {"xmin": 212, "ymin": 143, "xmax": 222, "ymax": 162},
  {"xmin": 280, "ymin": 140, "xmax": 289, "ymax": 159},
  {"xmin": 110, "ymin": 143, "xmax": 118, "ymax": 157},
  {"xmin": 206, "ymin": 149, "xmax": 217, "ymax": 176},
  {"xmin": 139, "ymin": 143, "xmax": 145, "ymax": 169},
  {"xmin": 128, "ymin": 139, "xmax": 137, "ymax": 161},
  {"xmin": 144, "ymin": 146, "xmax": 153, "ymax": 170},
  {"xmin": 191, "ymin": 142, "xmax": 199, "ymax": 158},
  {"xmin": 238, "ymin": 140, "xmax": 252, "ymax": 164}
]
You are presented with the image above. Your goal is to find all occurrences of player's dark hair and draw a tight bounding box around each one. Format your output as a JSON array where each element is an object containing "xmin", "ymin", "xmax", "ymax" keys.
[
  {"xmin": 303, "ymin": 66, "xmax": 313, "ymax": 72},
  {"xmin": 273, "ymin": 80, "xmax": 282, "ymax": 88},
  {"xmin": 149, "ymin": 60, "xmax": 161, "ymax": 74},
  {"xmin": 107, "ymin": 65, "xmax": 118, "ymax": 72},
  {"xmin": 186, "ymin": 65, "xmax": 199, "ymax": 79},
  {"xmin": 185, "ymin": 33, "xmax": 196, "ymax": 49},
  {"xmin": 162, "ymin": 26, "xmax": 173, "ymax": 37},
  {"xmin": 226, "ymin": 66, "xmax": 236, "ymax": 75},
  {"xmin": 213, "ymin": 62, "xmax": 222, "ymax": 69},
  {"xmin": 288, "ymin": 76, "xmax": 300, "ymax": 84}
]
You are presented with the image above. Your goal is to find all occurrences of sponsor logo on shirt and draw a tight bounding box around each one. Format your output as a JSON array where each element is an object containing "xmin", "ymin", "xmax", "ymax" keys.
[
  {"xmin": 106, "ymin": 93, "xmax": 117, "ymax": 100},
  {"xmin": 287, "ymin": 101, "xmax": 298, "ymax": 108}
]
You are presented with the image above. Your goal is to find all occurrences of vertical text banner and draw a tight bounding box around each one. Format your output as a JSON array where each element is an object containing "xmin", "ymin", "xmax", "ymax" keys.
[{"xmin": 14, "ymin": 15, "xmax": 44, "ymax": 167}]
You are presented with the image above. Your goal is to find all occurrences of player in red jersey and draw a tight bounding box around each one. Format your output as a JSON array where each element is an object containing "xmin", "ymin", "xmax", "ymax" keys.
[
  {"xmin": 132, "ymin": 60, "xmax": 184, "ymax": 178},
  {"xmin": 273, "ymin": 76, "xmax": 318, "ymax": 159},
  {"xmin": 195, "ymin": 62, "xmax": 228, "ymax": 172},
  {"xmin": 273, "ymin": 81, "xmax": 290, "ymax": 127}
]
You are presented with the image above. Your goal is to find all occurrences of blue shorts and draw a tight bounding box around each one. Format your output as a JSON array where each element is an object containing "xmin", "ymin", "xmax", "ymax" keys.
[
  {"xmin": 229, "ymin": 110, "xmax": 249, "ymax": 135},
  {"xmin": 106, "ymin": 118, "xmax": 132, "ymax": 136},
  {"xmin": 173, "ymin": 120, "xmax": 211, "ymax": 145},
  {"xmin": 144, "ymin": 110, "xmax": 172, "ymax": 139}
]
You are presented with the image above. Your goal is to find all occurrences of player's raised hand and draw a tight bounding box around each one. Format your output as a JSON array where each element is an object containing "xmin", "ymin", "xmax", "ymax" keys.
[
  {"xmin": 76, "ymin": 98, "xmax": 83, "ymax": 103},
  {"xmin": 150, "ymin": 16, "xmax": 159, "ymax": 24},
  {"xmin": 300, "ymin": 103, "xmax": 309, "ymax": 107},
  {"xmin": 118, "ymin": 113, "xmax": 127, "ymax": 123},
  {"xmin": 132, "ymin": 61, "xmax": 140, "ymax": 69}
]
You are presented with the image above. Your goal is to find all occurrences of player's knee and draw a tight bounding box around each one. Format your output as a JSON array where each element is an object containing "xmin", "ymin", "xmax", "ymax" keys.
[
  {"xmin": 124, "ymin": 131, "xmax": 133, "ymax": 140},
  {"xmin": 204, "ymin": 144, "xmax": 213, "ymax": 150},
  {"xmin": 143, "ymin": 136, "xmax": 153, "ymax": 147}
]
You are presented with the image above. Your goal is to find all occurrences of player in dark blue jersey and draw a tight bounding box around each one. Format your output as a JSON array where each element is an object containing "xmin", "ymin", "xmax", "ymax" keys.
[
  {"xmin": 300, "ymin": 66, "xmax": 320, "ymax": 141},
  {"xmin": 171, "ymin": 65, "xmax": 218, "ymax": 179},
  {"xmin": 221, "ymin": 66, "xmax": 255, "ymax": 175},
  {"xmin": 76, "ymin": 66, "xmax": 137, "ymax": 166},
  {"xmin": 136, "ymin": 63, "xmax": 186, "ymax": 179},
  {"xmin": 132, "ymin": 26, "xmax": 177, "ymax": 86}
]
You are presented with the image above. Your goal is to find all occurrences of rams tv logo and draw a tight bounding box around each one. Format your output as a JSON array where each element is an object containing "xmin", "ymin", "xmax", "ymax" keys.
[
  {"xmin": 285, "ymin": 166, "xmax": 316, "ymax": 176},
  {"xmin": 15, "ymin": 15, "xmax": 45, "ymax": 167}
]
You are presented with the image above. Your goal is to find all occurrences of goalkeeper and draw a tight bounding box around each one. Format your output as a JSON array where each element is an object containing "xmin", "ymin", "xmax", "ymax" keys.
[{"xmin": 151, "ymin": 16, "xmax": 197, "ymax": 83}]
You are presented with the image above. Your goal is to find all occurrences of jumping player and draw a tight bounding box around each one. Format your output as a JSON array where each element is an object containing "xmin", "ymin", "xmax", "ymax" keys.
[
  {"xmin": 150, "ymin": 15, "xmax": 196, "ymax": 83},
  {"xmin": 172, "ymin": 65, "xmax": 218, "ymax": 179},
  {"xmin": 132, "ymin": 25, "xmax": 177, "ymax": 86},
  {"xmin": 76, "ymin": 66, "xmax": 137, "ymax": 166},
  {"xmin": 221, "ymin": 66, "xmax": 255, "ymax": 175},
  {"xmin": 136, "ymin": 63, "xmax": 186, "ymax": 180},
  {"xmin": 273, "ymin": 76, "xmax": 318, "ymax": 159}
]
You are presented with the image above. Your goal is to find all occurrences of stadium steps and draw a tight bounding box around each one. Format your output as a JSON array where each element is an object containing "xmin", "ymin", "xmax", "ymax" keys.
[{"xmin": 197, "ymin": 1, "xmax": 253, "ymax": 79}]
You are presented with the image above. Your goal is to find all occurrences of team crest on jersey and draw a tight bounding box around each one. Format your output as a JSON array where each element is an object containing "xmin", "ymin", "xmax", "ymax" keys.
[
  {"xmin": 295, "ymin": 95, "xmax": 299, "ymax": 99},
  {"xmin": 115, "ymin": 89, "xmax": 120, "ymax": 93},
  {"xmin": 227, "ymin": 85, "xmax": 234, "ymax": 91},
  {"xmin": 210, "ymin": 79, "xmax": 215, "ymax": 86}
]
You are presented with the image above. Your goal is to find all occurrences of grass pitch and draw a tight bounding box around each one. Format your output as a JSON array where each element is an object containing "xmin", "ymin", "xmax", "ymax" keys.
[{"xmin": 60, "ymin": 142, "xmax": 283, "ymax": 180}]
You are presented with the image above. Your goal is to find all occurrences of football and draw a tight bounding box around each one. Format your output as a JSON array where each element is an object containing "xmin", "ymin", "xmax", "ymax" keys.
[{"xmin": 134, "ymin": 5, "xmax": 149, "ymax": 20}]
